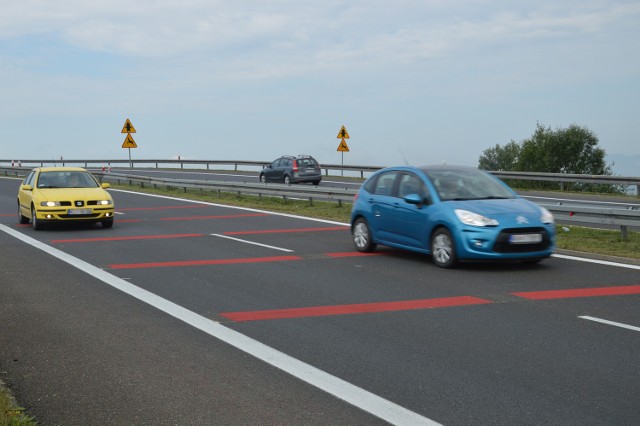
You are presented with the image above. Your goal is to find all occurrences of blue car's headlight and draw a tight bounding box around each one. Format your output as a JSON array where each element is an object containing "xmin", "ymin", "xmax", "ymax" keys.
[
  {"xmin": 540, "ymin": 207, "xmax": 554, "ymax": 224},
  {"xmin": 455, "ymin": 209, "xmax": 499, "ymax": 227}
]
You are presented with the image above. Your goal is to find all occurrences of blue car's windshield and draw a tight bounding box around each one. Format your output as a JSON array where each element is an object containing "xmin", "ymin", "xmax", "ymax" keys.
[{"xmin": 425, "ymin": 168, "xmax": 515, "ymax": 201}]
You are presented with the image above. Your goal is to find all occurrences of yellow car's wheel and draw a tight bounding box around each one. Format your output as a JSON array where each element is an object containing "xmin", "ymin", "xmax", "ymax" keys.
[
  {"xmin": 18, "ymin": 204, "xmax": 29, "ymax": 224},
  {"xmin": 31, "ymin": 207, "xmax": 43, "ymax": 230}
]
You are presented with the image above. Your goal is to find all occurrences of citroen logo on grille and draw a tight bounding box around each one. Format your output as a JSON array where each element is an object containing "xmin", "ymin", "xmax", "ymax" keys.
[{"xmin": 516, "ymin": 215, "xmax": 529, "ymax": 224}]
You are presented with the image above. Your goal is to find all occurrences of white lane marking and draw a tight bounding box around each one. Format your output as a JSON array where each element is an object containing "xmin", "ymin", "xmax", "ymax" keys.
[
  {"xmin": 552, "ymin": 254, "xmax": 640, "ymax": 270},
  {"xmin": 579, "ymin": 316, "xmax": 640, "ymax": 332},
  {"xmin": 211, "ymin": 233, "xmax": 293, "ymax": 252},
  {"xmin": 111, "ymin": 188, "xmax": 350, "ymax": 226},
  {"xmin": 0, "ymin": 224, "xmax": 436, "ymax": 426}
]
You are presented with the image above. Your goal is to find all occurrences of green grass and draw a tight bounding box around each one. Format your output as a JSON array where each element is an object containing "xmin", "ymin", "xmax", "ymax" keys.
[
  {"xmin": 0, "ymin": 384, "xmax": 36, "ymax": 426},
  {"xmin": 113, "ymin": 183, "xmax": 640, "ymax": 261}
]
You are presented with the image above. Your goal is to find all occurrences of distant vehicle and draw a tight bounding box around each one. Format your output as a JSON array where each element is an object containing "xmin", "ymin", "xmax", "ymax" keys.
[
  {"xmin": 259, "ymin": 155, "xmax": 322, "ymax": 185},
  {"xmin": 350, "ymin": 165, "xmax": 556, "ymax": 268},
  {"xmin": 17, "ymin": 167, "xmax": 115, "ymax": 230}
]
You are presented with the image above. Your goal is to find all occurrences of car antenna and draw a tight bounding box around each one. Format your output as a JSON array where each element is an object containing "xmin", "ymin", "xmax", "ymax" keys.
[{"xmin": 398, "ymin": 148, "xmax": 410, "ymax": 166}]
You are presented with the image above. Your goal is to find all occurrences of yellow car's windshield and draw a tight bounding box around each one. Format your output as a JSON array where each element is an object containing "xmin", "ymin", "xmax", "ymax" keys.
[{"xmin": 37, "ymin": 171, "xmax": 100, "ymax": 189}]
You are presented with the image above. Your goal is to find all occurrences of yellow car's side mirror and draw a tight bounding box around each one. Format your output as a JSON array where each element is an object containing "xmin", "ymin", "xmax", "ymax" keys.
[
  {"xmin": 101, "ymin": 183, "xmax": 111, "ymax": 189},
  {"xmin": 21, "ymin": 184, "xmax": 33, "ymax": 191}
]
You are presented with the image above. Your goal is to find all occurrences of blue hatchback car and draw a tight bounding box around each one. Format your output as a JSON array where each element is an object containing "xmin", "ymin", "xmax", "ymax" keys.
[{"xmin": 350, "ymin": 165, "xmax": 556, "ymax": 268}]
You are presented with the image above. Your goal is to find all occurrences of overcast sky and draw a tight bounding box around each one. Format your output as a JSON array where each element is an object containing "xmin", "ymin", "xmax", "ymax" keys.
[{"xmin": 1, "ymin": 1, "xmax": 638, "ymax": 173}]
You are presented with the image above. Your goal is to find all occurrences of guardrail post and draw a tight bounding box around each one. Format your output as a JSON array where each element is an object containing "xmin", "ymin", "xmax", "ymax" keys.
[{"xmin": 621, "ymin": 225, "xmax": 629, "ymax": 241}]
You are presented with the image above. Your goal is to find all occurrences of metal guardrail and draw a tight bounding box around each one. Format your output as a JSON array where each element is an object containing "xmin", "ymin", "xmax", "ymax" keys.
[
  {"xmin": 1, "ymin": 159, "xmax": 638, "ymax": 193},
  {"xmin": 98, "ymin": 171, "xmax": 639, "ymax": 240},
  {"xmin": 2, "ymin": 166, "xmax": 638, "ymax": 239},
  {"xmin": 99, "ymin": 172, "xmax": 357, "ymax": 206},
  {"xmin": 0, "ymin": 159, "xmax": 380, "ymax": 178}
]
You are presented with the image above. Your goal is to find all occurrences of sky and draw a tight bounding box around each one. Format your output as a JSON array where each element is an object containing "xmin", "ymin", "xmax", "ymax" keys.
[{"xmin": 1, "ymin": 1, "xmax": 639, "ymax": 175}]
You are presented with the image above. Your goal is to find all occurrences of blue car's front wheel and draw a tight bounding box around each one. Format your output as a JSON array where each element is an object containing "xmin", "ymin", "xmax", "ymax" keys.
[
  {"xmin": 352, "ymin": 218, "xmax": 376, "ymax": 253},
  {"xmin": 431, "ymin": 227, "xmax": 457, "ymax": 268}
]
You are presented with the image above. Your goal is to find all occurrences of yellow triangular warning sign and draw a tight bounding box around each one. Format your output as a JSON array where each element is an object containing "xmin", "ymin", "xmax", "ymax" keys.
[
  {"xmin": 121, "ymin": 118, "xmax": 136, "ymax": 134},
  {"xmin": 122, "ymin": 134, "xmax": 138, "ymax": 148},
  {"xmin": 336, "ymin": 125, "xmax": 350, "ymax": 139},
  {"xmin": 337, "ymin": 138, "xmax": 350, "ymax": 152}
]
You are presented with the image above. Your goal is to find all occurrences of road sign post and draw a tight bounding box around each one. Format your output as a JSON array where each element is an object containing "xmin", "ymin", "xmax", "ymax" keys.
[
  {"xmin": 336, "ymin": 125, "xmax": 350, "ymax": 176},
  {"xmin": 121, "ymin": 119, "xmax": 138, "ymax": 168}
]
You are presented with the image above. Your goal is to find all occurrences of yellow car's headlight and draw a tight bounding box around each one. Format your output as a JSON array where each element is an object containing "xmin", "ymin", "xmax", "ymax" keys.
[
  {"xmin": 97, "ymin": 200, "xmax": 112, "ymax": 205},
  {"xmin": 41, "ymin": 201, "xmax": 61, "ymax": 207}
]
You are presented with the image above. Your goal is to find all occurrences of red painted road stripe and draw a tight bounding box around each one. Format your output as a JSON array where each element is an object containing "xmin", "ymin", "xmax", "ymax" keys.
[
  {"xmin": 512, "ymin": 285, "xmax": 640, "ymax": 300},
  {"xmin": 117, "ymin": 205, "xmax": 206, "ymax": 211},
  {"xmin": 110, "ymin": 255, "xmax": 302, "ymax": 269},
  {"xmin": 224, "ymin": 226, "xmax": 347, "ymax": 235},
  {"xmin": 220, "ymin": 296, "xmax": 493, "ymax": 322},
  {"xmin": 0, "ymin": 214, "xmax": 14, "ymax": 217},
  {"xmin": 161, "ymin": 213, "xmax": 268, "ymax": 221},
  {"xmin": 51, "ymin": 233, "xmax": 204, "ymax": 243}
]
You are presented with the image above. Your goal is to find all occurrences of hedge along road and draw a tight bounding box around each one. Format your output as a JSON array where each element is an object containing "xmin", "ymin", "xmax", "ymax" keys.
[{"xmin": 1, "ymin": 177, "xmax": 640, "ymax": 425}]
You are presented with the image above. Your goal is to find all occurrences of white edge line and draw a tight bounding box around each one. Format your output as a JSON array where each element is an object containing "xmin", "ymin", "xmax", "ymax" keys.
[
  {"xmin": 110, "ymin": 188, "xmax": 350, "ymax": 227},
  {"xmin": 0, "ymin": 224, "xmax": 436, "ymax": 426},
  {"xmin": 211, "ymin": 233, "xmax": 293, "ymax": 252},
  {"xmin": 552, "ymin": 254, "xmax": 640, "ymax": 270},
  {"xmin": 579, "ymin": 316, "xmax": 640, "ymax": 332}
]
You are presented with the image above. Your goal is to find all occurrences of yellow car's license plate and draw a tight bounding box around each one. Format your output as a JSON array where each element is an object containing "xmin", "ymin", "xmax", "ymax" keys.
[{"xmin": 68, "ymin": 208, "xmax": 92, "ymax": 215}]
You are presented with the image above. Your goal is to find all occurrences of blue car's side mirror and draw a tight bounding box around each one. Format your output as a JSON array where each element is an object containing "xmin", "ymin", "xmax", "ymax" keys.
[{"xmin": 404, "ymin": 193, "xmax": 430, "ymax": 207}]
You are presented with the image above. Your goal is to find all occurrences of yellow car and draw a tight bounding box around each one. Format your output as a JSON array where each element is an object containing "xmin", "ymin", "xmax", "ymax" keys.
[{"xmin": 17, "ymin": 167, "xmax": 115, "ymax": 230}]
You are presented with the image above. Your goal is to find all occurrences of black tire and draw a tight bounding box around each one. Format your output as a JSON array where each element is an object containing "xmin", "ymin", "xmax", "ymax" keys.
[
  {"xmin": 352, "ymin": 218, "xmax": 376, "ymax": 252},
  {"xmin": 312, "ymin": 180, "xmax": 320, "ymax": 186},
  {"xmin": 18, "ymin": 203, "xmax": 29, "ymax": 224},
  {"xmin": 283, "ymin": 175, "xmax": 291, "ymax": 185},
  {"xmin": 102, "ymin": 218, "xmax": 114, "ymax": 229},
  {"xmin": 259, "ymin": 174, "xmax": 267, "ymax": 183},
  {"xmin": 31, "ymin": 207, "xmax": 43, "ymax": 230},
  {"xmin": 431, "ymin": 227, "xmax": 456, "ymax": 268}
]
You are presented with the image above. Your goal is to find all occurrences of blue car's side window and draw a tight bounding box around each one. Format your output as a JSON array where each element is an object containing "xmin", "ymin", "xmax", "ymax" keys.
[{"xmin": 373, "ymin": 172, "xmax": 398, "ymax": 196}]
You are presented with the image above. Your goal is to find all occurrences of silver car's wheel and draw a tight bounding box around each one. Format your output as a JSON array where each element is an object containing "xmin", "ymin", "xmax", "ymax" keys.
[
  {"xmin": 31, "ymin": 207, "xmax": 43, "ymax": 230},
  {"xmin": 259, "ymin": 174, "xmax": 267, "ymax": 183},
  {"xmin": 283, "ymin": 175, "xmax": 291, "ymax": 185},
  {"xmin": 352, "ymin": 218, "xmax": 376, "ymax": 252},
  {"xmin": 431, "ymin": 228, "xmax": 456, "ymax": 268}
]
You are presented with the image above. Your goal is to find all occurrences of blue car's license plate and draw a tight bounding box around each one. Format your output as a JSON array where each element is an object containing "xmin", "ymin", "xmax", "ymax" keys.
[{"xmin": 509, "ymin": 234, "xmax": 542, "ymax": 244}]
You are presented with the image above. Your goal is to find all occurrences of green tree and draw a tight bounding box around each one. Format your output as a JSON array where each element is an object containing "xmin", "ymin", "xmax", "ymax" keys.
[
  {"xmin": 478, "ymin": 141, "xmax": 521, "ymax": 171},
  {"xmin": 479, "ymin": 123, "xmax": 620, "ymax": 193}
]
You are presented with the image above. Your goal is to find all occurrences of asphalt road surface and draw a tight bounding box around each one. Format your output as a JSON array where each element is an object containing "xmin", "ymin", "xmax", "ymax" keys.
[{"xmin": 1, "ymin": 176, "xmax": 639, "ymax": 425}]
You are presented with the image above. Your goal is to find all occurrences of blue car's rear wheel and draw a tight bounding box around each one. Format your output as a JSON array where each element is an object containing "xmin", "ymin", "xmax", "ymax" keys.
[
  {"xmin": 353, "ymin": 218, "xmax": 376, "ymax": 252},
  {"xmin": 431, "ymin": 227, "xmax": 456, "ymax": 268}
]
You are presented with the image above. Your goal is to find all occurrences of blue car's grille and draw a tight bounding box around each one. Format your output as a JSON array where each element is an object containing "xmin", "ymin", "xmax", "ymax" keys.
[{"xmin": 493, "ymin": 227, "xmax": 552, "ymax": 253}]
